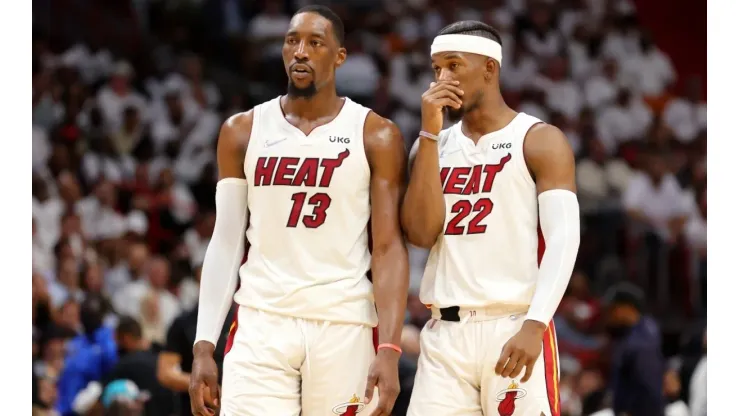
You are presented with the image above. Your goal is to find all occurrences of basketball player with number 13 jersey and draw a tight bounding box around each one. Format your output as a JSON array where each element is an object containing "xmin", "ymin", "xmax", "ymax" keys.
[
  {"xmin": 403, "ymin": 21, "xmax": 581, "ymax": 416},
  {"xmin": 189, "ymin": 6, "xmax": 409, "ymax": 416}
]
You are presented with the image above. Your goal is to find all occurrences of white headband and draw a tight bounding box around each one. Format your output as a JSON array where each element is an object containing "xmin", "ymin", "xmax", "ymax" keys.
[{"xmin": 430, "ymin": 34, "xmax": 503, "ymax": 66}]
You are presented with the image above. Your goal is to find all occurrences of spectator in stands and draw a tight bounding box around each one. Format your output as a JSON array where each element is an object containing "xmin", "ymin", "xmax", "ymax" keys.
[
  {"xmin": 604, "ymin": 283, "xmax": 665, "ymax": 416},
  {"xmin": 57, "ymin": 296, "xmax": 118, "ymax": 416},
  {"xmin": 106, "ymin": 317, "xmax": 175, "ymax": 415},
  {"xmin": 554, "ymin": 271, "xmax": 605, "ymax": 369},
  {"xmin": 96, "ymin": 61, "xmax": 149, "ymax": 132},
  {"xmin": 623, "ymin": 32, "xmax": 676, "ymax": 98},
  {"xmin": 662, "ymin": 77, "xmax": 707, "ymax": 144},
  {"xmin": 113, "ymin": 256, "xmax": 180, "ymax": 336}
]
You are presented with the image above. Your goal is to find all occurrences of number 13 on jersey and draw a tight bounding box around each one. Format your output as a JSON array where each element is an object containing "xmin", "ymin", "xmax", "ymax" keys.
[{"xmin": 287, "ymin": 192, "xmax": 332, "ymax": 229}]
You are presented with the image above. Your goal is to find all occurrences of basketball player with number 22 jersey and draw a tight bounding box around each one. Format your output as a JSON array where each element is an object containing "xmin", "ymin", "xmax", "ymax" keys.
[
  {"xmin": 188, "ymin": 6, "xmax": 409, "ymax": 416},
  {"xmin": 403, "ymin": 21, "xmax": 581, "ymax": 416}
]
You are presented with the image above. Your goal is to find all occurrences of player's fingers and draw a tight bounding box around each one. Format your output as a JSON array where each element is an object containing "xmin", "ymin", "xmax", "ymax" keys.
[
  {"xmin": 495, "ymin": 345, "xmax": 512, "ymax": 375},
  {"xmin": 435, "ymin": 83, "xmax": 465, "ymax": 97},
  {"xmin": 501, "ymin": 350, "xmax": 522, "ymax": 378},
  {"xmin": 364, "ymin": 373, "xmax": 378, "ymax": 404},
  {"xmin": 370, "ymin": 393, "xmax": 392, "ymax": 416},
  {"xmin": 508, "ymin": 356, "xmax": 528, "ymax": 379},
  {"xmin": 520, "ymin": 358, "xmax": 536, "ymax": 383},
  {"xmin": 207, "ymin": 379, "xmax": 220, "ymax": 408},
  {"xmin": 189, "ymin": 383, "xmax": 207, "ymax": 416},
  {"xmin": 430, "ymin": 89, "xmax": 463, "ymax": 104}
]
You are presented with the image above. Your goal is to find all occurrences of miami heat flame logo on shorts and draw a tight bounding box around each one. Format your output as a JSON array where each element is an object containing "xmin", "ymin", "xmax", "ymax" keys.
[
  {"xmin": 332, "ymin": 394, "xmax": 365, "ymax": 415},
  {"xmin": 496, "ymin": 381, "xmax": 527, "ymax": 416}
]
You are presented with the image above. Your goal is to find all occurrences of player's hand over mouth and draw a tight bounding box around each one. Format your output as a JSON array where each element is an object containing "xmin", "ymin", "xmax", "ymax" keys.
[
  {"xmin": 364, "ymin": 348, "xmax": 402, "ymax": 416},
  {"xmin": 421, "ymin": 81, "xmax": 464, "ymax": 135},
  {"xmin": 494, "ymin": 319, "xmax": 546, "ymax": 382}
]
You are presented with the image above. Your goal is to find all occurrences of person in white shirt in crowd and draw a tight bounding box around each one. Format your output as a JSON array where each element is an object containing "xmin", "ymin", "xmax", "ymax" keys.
[
  {"xmin": 335, "ymin": 35, "xmax": 381, "ymax": 107},
  {"xmin": 622, "ymin": 146, "xmax": 691, "ymax": 309},
  {"xmin": 113, "ymin": 256, "xmax": 181, "ymax": 332},
  {"xmin": 500, "ymin": 40, "xmax": 539, "ymax": 93},
  {"xmin": 522, "ymin": 3, "xmax": 564, "ymax": 59},
  {"xmin": 596, "ymin": 88, "xmax": 653, "ymax": 155},
  {"xmin": 183, "ymin": 213, "xmax": 215, "ymax": 270},
  {"xmin": 623, "ymin": 147, "xmax": 690, "ymax": 244},
  {"xmin": 585, "ymin": 58, "xmax": 622, "ymax": 111},
  {"xmin": 533, "ymin": 56, "xmax": 584, "ymax": 121},
  {"xmin": 662, "ymin": 77, "xmax": 707, "ymax": 143},
  {"xmin": 77, "ymin": 179, "xmax": 128, "ymax": 242},
  {"xmin": 105, "ymin": 241, "xmax": 150, "ymax": 298},
  {"xmin": 600, "ymin": 16, "xmax": 641, "ymax": 62},
  {"xmin": 622, "ymin": 32, "xmax": 676, "ymax": 98},
  {"xmin": 96, "ymin": 61, "xmax": 149, "ymax": 132},
  {"xmin": 248, "ymin": 1, "xmax": 291, "ymax": 62},
  {"xmin": 577, "ymin": 136, "xmax": 633, "ymax": 216},
  {"xmin": 164, "ymin": 52, "xmax": 222, "ymax": 110}
]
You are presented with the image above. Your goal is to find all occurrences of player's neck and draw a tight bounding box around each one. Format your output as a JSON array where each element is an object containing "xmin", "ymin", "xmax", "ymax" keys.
[
  {"xmin": 282, "ymin": 87, "xmax": 343, "ymax": 121},
  {"xmin": 461, "ymin": 95, "xmax": 517, "ymax": 140}
]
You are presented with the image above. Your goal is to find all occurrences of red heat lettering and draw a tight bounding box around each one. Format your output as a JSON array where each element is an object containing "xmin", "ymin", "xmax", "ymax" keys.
[
  {"xmin": 481, "ymin": 153, "xmax": 512, "ymax": 193},
  {"xmin": 254, "ymin": 157, "xmax": 278, "ymax": 186},
  {"xmin": 318, "ymin": 149, "xmax": 350, "ymax": 187},
  {"xmin": 293, "ymin": 158, "xmax": 319, "ymax": 187},
  {"xmin": 444, "ymin": 167, "xmax": 470, "ymax": 194},
  {"xmin": 274, "ymin": 157, "xmax": 300, "ymax": 186},
  {"xmin": 253, "ymin": 149, "xmax": 350, "ymax": 187}
]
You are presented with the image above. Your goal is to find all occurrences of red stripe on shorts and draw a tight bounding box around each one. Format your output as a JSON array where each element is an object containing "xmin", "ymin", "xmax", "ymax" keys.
[
  {"xmin": 542, "ymin": 322, "xmax": 560, "ymax": 416},
  {"xmin": 224, "ymin": 309, "xmax": 239, "ymax": 356}
]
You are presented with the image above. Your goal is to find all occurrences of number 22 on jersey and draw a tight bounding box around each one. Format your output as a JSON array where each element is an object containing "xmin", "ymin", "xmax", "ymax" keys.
[{"xmin": 440, "ymin": 154, "xmax": 512, "ymax": 236}]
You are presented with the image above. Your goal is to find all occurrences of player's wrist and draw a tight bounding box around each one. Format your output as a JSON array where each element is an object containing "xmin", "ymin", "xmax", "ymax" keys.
[
  {"xmin": 420, "ymin": 123, "xmax": 442, "ymax": 137},
  {"xmin": 193, "ymin": 340, "xmax": 216, "ymax": 357},
  {"xmin": 377, "ymin": 343, "xmax": 403, "ymax": 358},
  {"xmin": 521, "ymin": 319, "xmax": 547, "ymax": 336}
]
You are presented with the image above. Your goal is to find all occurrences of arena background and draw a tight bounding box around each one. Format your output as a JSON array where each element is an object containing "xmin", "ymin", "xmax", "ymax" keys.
[{"xmin": 31, "ymin": 0, "xmax": 707, "ymax": 415}]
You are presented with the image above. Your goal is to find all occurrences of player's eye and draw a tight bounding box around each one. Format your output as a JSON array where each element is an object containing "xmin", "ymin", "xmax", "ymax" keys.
[
  {"xmin": 311, "ymin": 40, "xmax": 322, "ymax": 47},
  {"xmin": 450, "ymin": 62, "xmax": 459, "ymax": 70}
]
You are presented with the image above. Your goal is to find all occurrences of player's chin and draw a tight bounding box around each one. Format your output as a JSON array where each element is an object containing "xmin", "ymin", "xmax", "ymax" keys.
[{"xmin": 445, "ymin": 106, "xmax": 465, "ymax": 122}]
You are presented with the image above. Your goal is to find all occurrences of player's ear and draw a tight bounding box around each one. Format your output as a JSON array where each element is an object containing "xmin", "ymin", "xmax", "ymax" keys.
[
  {"xmin": 335, "ymin": 47, "xmax": 347, "ymax": 68},
  {"xmin": 484, "ymin": 58, "xmax": 498, "ymax": 83}
]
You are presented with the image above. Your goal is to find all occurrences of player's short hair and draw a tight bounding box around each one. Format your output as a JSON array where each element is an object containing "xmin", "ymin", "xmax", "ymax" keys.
[
  {"xmin": 294, "ymin": 5, "xmax": 345, "ymax": 47},
  {"xmin": 437, "ymin": 20, "xmax": 503, "ymax": 47}
]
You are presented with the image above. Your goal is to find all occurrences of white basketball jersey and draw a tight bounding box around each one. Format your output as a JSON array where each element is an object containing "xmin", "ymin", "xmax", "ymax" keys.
[
  {"xmin": 420, "ymin": 113, "xmax": 545, "ymax": 309},
  {"xmin": 235, "ymin": 96, "xmax": 377, "ymax": 327}
]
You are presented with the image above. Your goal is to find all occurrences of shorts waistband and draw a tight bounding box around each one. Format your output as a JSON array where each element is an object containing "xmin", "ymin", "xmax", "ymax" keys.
[{"xmin": 431, "ymin": 305, "xmax": 529, "ymax": 323}]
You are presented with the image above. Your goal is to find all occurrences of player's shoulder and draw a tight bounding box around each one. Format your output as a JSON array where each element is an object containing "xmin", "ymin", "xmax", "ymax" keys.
[
  {"xmin": 363, "ymin": 111, "xmax": 403, "ymax": 147},
  {"xmin": 523, "ymin": 122, "xmax": 573, "ymax": 156},
  {"xmin": 221, "ymin": 96, "xmax": 281, "ymax": 134}
]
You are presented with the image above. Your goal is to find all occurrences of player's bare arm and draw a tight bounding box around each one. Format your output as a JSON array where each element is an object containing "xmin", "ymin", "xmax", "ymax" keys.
[
  {"xmin": 401, "ymin": 81, "xmax": 464, "ymax": 248},
  {"xmin": 495, "ymin": 123, "xmax": 580, "ymax": 383},
  {"xmin": 362, "ymin": 112, "xmax": 409, "ymax": 416},
  {"xmin": 190, "ymin": 111, "xmax": 253, "ymax": 416}
]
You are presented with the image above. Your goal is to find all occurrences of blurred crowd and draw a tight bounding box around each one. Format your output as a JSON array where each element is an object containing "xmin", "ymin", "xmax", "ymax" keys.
[{"xmin": 32, "ymin": 0, "xmax": 706, "ymax": 415}]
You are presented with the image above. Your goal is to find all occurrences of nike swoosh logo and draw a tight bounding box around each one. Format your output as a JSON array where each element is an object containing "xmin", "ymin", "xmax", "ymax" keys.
[
  {"xmin": 265, "ymin": 137, "xmax": 287, "ymax": 148},
  {"xmin": 439, "ymin": 149, "xmax": 461, "ymax": 159}
]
